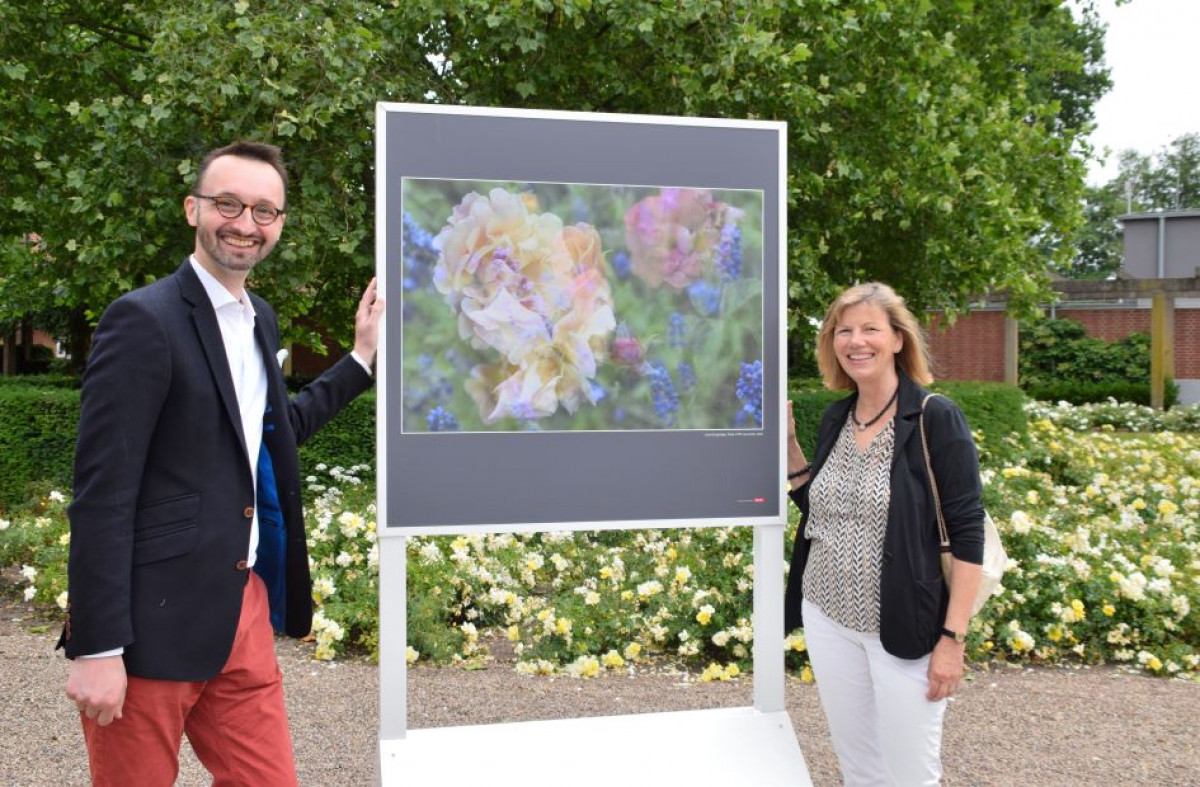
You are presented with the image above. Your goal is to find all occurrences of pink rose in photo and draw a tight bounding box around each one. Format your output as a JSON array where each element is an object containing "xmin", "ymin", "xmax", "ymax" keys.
[{"xmin": 623, "ymin": 188, "xmax": 743, "ymax": 289}]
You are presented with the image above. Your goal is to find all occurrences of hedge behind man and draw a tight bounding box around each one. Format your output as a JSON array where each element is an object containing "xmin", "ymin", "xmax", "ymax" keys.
[{"xmin": 59, "ymin": 141, "xmax": 384, "ymax": 785}]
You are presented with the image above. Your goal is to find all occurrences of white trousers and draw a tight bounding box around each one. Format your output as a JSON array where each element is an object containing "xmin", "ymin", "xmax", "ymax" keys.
[{"xmin": 802, "ymin": 599, "xmax": 946, "ymax": 786}]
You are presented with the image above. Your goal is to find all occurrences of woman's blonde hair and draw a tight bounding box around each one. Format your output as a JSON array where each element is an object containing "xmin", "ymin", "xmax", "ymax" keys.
[{"xmin": 815, "ymin": 282, "xmax": 933, "ymax": 390}]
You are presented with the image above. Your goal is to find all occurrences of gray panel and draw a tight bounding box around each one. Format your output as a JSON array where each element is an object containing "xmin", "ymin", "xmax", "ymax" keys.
[
  {"xmin": 1123, "ymin": 221, "xmax": 1159, "ymax": 279},
  {"xmin": 1165, "ymin": 217, "xmax": 1200, "ymax": 278},
  {"xmin": 380, "ymin": 107, "xmax": 784, "ymax": 529}
]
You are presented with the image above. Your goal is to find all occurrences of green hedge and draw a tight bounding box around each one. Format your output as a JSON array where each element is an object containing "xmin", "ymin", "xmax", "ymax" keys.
[
  {"xmin": 0, "ymin": 387, "xmax": 79, "ymax": 510},
  {"xmin": 0, "ymin": 378, "xmax": 1025, "ymax": 511},
  {"xmin": 0, "ymin": 383, "xmax": 377, "ymax": 511},
  {"xmin": 0, "ymin": 374, "xmax": 80, "ymax": 389},
  {"xmin": 935, "ymin": 380, "xmax": 1029, "ymax": 440},
  {"xmin": 787, "ymin": 378, "xmax": 1027, "ymax": 454},
  {"xmin": 1024, "ymin": 379, "xmax": 1179, "ymax": 409},
  {"xmin": 297, "ymin": 392, "xmax": 376, "ymax": 475}
]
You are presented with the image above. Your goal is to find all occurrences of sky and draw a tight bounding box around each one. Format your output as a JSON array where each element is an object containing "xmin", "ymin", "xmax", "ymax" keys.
[{"xmin": 1085, "ymin": 0, "xmax": 1200, "ymax": 185}]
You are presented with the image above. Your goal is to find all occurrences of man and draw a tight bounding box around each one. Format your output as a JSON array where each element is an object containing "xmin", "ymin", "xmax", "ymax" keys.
[{"xmin": 59, "ymin": 141, "xmax": 383, "ymax": 785}]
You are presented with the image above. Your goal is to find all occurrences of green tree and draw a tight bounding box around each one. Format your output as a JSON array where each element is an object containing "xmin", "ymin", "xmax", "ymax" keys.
[
  {"xmin": 1069, "ymin": 182, "xmax": 1125, "ymax": 279},
  {"xmin": 1, "ymin": 1, "xmax": 1110, "ymax": 369},
  {"xmin": 1067, "ymin": 132, "xmax": 1200, "ymax": 278},
  {"xmin": 0, "ymin": 0, "xmax": 430, "ymax": 363}
]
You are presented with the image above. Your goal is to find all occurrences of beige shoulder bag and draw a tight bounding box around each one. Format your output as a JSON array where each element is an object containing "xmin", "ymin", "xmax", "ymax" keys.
[{"xmin": 919, "ymin": 394, "xmax": 1006, "ymax": 617}]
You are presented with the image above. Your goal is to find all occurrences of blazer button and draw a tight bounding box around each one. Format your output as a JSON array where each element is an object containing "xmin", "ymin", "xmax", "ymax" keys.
[
  {"xmin": 235, "ymin": 560, "xmax": 249, "ymax": 570},
  {"xmin": 243, "ymin": 507, "xmax": 255, "ymax": 519}
]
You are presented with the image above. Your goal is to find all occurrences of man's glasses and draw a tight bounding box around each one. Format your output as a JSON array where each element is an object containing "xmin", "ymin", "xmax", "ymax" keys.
[{"xmin": 195, "ymin": 194, "xmax": 285, "ymax": 226}]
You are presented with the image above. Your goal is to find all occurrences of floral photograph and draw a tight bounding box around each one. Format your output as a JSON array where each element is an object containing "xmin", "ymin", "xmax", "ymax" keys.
[{"xmin": 399, "ymin": 179, "xmax": 764, "ymax": 433}]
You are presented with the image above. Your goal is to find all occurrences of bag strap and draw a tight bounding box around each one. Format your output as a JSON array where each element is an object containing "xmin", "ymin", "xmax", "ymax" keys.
[{"xmin": 918, "ymin": 393, "xmax": 952, "ymax": 555}]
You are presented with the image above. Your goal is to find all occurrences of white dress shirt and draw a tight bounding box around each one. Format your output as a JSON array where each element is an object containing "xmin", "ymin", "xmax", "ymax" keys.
[{"xmin": 189, "ymin": 257, "xmax": 268, "ymax": 567}]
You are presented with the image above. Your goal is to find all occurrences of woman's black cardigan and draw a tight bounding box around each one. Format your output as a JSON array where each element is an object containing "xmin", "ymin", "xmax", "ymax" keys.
[{"xmin": 784, "ymin": 372, "xmax": 986, "ymax": 659}]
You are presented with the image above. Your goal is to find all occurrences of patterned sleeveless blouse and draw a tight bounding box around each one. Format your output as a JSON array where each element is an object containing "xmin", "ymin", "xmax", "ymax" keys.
[{"xmin": 802, "ymin": 415, "xmax": 895, "ymax": 633}]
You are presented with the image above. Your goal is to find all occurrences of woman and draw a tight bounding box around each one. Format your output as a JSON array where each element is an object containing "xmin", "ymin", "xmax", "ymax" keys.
[{"xmin": 784, "ymin": 282, "xmax": 985, "ymax": 785}]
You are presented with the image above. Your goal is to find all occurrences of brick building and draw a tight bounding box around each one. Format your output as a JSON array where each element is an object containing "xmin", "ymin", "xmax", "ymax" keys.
[
  {"xmin": 0, "ymin": 326, "xmax": 59, "ymax": 375},
  {"xmin": 927, "ymin": 210, "xmax": 1200, "ymax": 405}
]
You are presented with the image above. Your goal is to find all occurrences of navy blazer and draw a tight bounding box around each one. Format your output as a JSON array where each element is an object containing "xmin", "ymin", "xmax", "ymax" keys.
[
  {"xmin": 61, "ymin": 259, "xmax": 372, "ymax": 681},
  {"xmin": 784, "ymin": 372, "xmax": 985, "ymax": 659}
]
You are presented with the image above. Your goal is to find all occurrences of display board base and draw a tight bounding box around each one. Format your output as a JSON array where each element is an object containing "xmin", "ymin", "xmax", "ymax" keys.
[{"xmin": 379, "ymin": 706, "xmax": 810, "ymax": 786}]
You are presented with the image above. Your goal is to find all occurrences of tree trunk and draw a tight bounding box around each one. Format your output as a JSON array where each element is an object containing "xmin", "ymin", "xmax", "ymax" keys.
[
  {"xmin": 19, "ymin": 318, "xmax": 33, "ymax": 373},
  {"xmin": 65, "ymin": 309, "xmax": 93, "ymax": 375},
  {"xmin": 2, "ymin": 331, "xmax": 15, "ymax": 375}
]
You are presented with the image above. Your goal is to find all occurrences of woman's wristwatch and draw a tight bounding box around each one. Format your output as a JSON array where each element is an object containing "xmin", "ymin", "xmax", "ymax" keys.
[{"xmin": 941, "ymin": 626, "xmax": 966, "ymax": 643}]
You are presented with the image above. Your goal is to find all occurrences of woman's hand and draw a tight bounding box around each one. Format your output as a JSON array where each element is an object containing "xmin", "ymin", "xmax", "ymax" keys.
[
  {"xmin": 925, "ymin": 637, "xmax": 965, "ymax": 701},
  {"xmin": 928, "ymin": 559, "xmax": 981, "ymax": 700}
]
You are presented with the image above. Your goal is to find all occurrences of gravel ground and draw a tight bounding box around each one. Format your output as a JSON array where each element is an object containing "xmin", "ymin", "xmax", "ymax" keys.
[{"xmin": 4, "ymin": 595, "xmax": 1198, "ymax": 786}]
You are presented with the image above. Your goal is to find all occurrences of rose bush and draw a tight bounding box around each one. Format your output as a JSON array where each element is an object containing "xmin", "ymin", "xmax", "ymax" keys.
[{"xmin": 5, "ymin": 399, "xmax": 1199, "ymax": 681}]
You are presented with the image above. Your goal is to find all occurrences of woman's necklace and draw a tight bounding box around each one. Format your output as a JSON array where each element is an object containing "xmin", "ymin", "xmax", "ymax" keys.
[{"xmin": 850, "ymin": 386, "xmax": 899, "ymax": 432}]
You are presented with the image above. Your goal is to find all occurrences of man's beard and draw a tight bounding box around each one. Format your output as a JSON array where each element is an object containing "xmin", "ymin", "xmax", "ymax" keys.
[{"xmin": 197, "ymin": 225, "xmax": 274, "ymax": 274}]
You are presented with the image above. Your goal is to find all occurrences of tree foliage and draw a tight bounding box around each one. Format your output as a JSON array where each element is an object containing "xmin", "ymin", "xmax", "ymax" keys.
[
  {"xmin": 1067, "ymin": 133, "xmax": 1200, "ymax": 279},
  {"xmin": 0, "ymin": 0, "xmax": 1109, "ymax": 366}
]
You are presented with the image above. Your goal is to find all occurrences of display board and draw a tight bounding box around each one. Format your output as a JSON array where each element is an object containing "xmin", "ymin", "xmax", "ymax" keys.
[{"xmin": 376, "ymin": 104, "xmax": 787, "ymax": 534}]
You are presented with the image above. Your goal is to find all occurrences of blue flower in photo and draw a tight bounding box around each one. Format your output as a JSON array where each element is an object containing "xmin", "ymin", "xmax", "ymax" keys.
[
  {"xmin": 403, "ymin": 211, "xmax": 439, "ymax": 291},
  {"xmin": 407, "ymin": 354, "xmax": 454, "ymax": 415},
  {"xmin": 717, "ymin": 223, "xmax": 743, "ymax": 282},
  {"xmin": 735, "ymin": 359, "xmax": 763, "ymax": 427},
  {"xmin": 646, "ymin": 361, "xmax": 680, "ymax": 427},
  {"xmin": 572, "ymin": 195, "xmax": 591, "ymax": 223},
  {"xmin": 610, "ymin": 251, "xmax": 633, "ymax": 281},
  {"xmin": 687, "ymin": 281, "xmax": 722, "ymax": 317},
  {"xmin": 668, "ymin": 312, "xmax": 686, "ymax": 348},
  {"xmin": 678, "ymin": 361, "xmax": 696, "ymax": 392},
  {"xmin": 426, "ymin": 406, "xmax": 459, "ymax": 432}
]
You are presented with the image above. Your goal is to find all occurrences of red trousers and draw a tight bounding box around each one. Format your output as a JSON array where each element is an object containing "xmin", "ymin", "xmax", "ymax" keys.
[{"xmin": 81, "ymin": 572, "xmax": 297, "ymax": 786}]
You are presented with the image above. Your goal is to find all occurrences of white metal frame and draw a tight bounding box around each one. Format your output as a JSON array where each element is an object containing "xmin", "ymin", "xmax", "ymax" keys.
[{"xmin": 374, "ymin": 103, "xmax": 808, "ymax": 785}]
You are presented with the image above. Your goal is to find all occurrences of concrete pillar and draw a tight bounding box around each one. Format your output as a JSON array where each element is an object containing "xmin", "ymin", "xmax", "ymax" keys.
[{"xmin": 1004, "ymin": 315, "xmax": 1019, "ymax": 386}]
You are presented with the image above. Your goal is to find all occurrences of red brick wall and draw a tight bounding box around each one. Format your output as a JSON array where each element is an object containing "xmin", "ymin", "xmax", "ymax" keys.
[
  {"xmin": 1177, "ymin": 310, "xmax": 1200, "ymax": 378},
  {"xmin": 927, "ymin": 306, "xmax": 1199, "ymax": 382},
  {"xmin": 1056, "ymin": 308, "xmax": 1149, "ymax": 342},
  {"xmin": 927, "ymin": 311, "xmax": 1007, "ymax": 382}
]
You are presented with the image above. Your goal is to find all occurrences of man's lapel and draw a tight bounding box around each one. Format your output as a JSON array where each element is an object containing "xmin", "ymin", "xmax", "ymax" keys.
[
  {"xmin": 175, "ymin": 259, "xmax": 250, "ymax": 463},
  {"xmin": 253, "ymin": 309, "xmax": 287, "ymax": 417}
]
